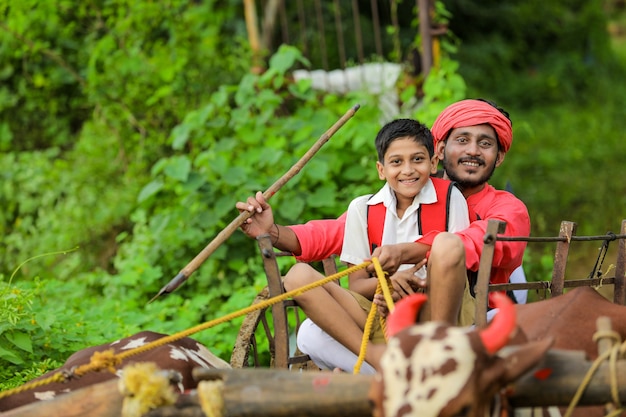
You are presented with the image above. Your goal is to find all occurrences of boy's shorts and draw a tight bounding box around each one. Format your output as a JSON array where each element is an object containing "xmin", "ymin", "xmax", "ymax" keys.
[
  {"xmin": 348, "ymin": 290, "xmax": 387, "ymax": 344},
  {"xmin": 348, "ymin": 280, "xmax": 476, "ymax": 344}
]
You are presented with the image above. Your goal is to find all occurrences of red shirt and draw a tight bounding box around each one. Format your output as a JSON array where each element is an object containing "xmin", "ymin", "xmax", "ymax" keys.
[
  {"xmin": 419, "ymin": 184, "xmax": 530, "ymax": 305},
  {"xmin": 289, "ymin": 183, "xmax": 530, "ymax": 307}
]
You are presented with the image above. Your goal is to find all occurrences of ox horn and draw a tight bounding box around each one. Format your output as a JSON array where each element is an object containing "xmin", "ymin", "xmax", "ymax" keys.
[
  {"xmin": 386, "ymin": 293, "xmax": 428, "ymax": 338},
  {"xmin": 478, "ymin": 292, "xmax": 516, "ymax": 354}
]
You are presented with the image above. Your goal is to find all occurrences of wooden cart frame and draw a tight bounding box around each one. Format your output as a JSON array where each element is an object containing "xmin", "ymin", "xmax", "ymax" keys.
[{"xmin": 230, "ymin": 219, "xmax": 626, "ymax": 369}]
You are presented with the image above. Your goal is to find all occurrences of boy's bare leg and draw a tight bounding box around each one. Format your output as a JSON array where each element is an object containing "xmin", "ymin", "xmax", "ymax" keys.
[
  {"xmin": 421, "ymin": 232, "xmax": 467, "ymax": 325},
  {"xmin": 283, "ymin": 263, "xmax": 385, "ymax": 370}
]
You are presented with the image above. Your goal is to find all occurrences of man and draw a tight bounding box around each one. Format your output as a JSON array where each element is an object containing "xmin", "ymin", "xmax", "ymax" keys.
[{"xmin": 237, "ymin": 99, "xmax": 530, "ymax": 372}]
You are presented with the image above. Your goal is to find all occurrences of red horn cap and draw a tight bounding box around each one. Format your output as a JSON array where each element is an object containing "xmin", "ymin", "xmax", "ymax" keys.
[
  {"xmin": 386, "ymin": 294, "xmax": 428, "ymax": 338},
  {"xmin": 479, "ymin": 292, "xmax": 516, "ymax": 354}
]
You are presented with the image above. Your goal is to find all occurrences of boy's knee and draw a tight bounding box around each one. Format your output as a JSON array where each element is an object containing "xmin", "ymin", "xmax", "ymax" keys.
[
  {"xmin": 430, "ymin": 232, "xmax": 465, "ymax": 264},
  {"xmin": 283, "ymin": 263, "xmax": 317, "ymax": 291}
]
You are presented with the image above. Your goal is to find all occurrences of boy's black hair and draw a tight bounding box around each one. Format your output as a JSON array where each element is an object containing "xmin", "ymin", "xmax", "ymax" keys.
[{"xmin": 375, "ymin": 118, "xmax": 433, "ymax": 162}]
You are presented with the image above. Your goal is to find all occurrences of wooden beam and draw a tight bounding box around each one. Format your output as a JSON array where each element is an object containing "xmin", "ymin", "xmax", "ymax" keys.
[
  {"xmin": 551, "ymin": 221, "xmax": 576, "ymax": 296},
  {"xmin": 1, "ymin": 378, "xmax": 122, "ymax": 417},
  {"xmin": 417, "ymin": 0, "xmax": 432, "ymax": 77},
  {"xmin": 7, "ymin": 351, "xmax": 626, "ymax": 417},
  {"xmin": 193, "ymin": 368, "xmax": 372, "ymax": 417},
  {"xmin": 613, "ymin": 219, "xmax": 626, "ymax": 304},
  {"xmin": 475, "ymin": 220, "xmax": 507, "ymax": 327}
]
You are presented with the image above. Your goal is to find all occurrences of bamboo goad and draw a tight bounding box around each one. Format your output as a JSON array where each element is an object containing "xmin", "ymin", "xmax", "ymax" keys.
[{"xmin": 149, "ymin": 104, "xmax": 361, "ymax": 303}]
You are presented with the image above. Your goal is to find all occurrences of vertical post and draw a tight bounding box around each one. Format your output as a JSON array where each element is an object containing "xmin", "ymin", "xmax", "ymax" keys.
[
  {"xmin": 351, "ymin": 0, "xmax": 364, "ymax": 65},
  {"xmin": 257, "ymin": 235, "xmax": 290, "ymax": 369},
  {"xmin": 261, "ymin": 0, "xmax": 282, "ymax": 52},
  {"xmin": 551, "ymin": 221, "xmax": 577, "ymax": 297},
  {"xmin": 370, "ymin": 0, "xmax": 383, "ymax": 57},
  {"xmin": 244, "ymin": 0, "xmax": 264, "ymax": 74},
  {"xmin": 474, "ymin": 220, "xmax": 507, "ymax": 328},
  {"xmin": 613, "ymin": 219, "xmax": 626, "ymax": 305},
  {"xmin": 417, "ymin": 0, "xmax": 433, "ymax": 77},
  {"xmin": 596, "ymin": 317, "xmax": 614, "ymax": 356},
  {"xmin": 313, "ymin": 0, "xmax": 329, "ymax": 71},
  {"xmin": 333, "ymin": 0, "xmax": 347, "ymax": 70}
]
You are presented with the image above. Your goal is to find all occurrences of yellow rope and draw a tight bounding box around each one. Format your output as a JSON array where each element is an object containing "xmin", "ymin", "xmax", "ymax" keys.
[
  {"xmin": 563, "ymin": 328, "xmax": 626, "ymax": 417},
  {"xmin": 353, "ymin": 281, "xmax": 382, "ymax": 374},
  {"xmin": 372, "ymin": 257, "xmax": 395, "ymax": 313},
  {"xmin": 353, "ymin": 257, "xmax": 395, "ymax": 374},
  {"xmin": 0, "ymin": 372, "xmax": 67, "ymax": 398},
  {"xmin": 0, "ymin": 260, "xmax": 372, "ymax": 400}
]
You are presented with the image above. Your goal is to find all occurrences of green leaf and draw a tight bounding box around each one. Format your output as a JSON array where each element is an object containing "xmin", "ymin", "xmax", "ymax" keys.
[
  {"xmin": 164, "ymin": 156, "xmax": 191, "ymax": 182},
  {"xmin": 170, "ymin": 123, "xmax": 191, "ymax": 150},
  {"xmin": 34, "ymin": 312, "xmax": 55, "ymax": 332},
  {"xmin": 277, "ymin": 197, "xmax": 304, "ymax": 220},
  {"xmin": 343, "ymin": 165, "xmax": 368, "ymax": 181},
  {"xmin": 145, "ymin": 85, "xmax": 174, "ymax": 106},
  {"xmin": 5, "ymin": 331, "xmax": 32, "ymax": 353},
  {"xmin": 0, "ymin": 342, "xmax": 24, "ymax": 365},
  {"xmin": 306, "ymin": 186, "xmax": 337, "ymax": 208},
  {"xmin": 268, "ymin": 45, "xmax": 302, "ymax": 74},
  {"xmin": 137, "ymin": 180, "xmax": 164, "ymax": 203},
  {"xmin": 222, "ymin": 166, "xmax": 248, "ymax": 186},
  {"xmin": 304, "ymin": 159, "xmax": 329, "ymax": 181}
]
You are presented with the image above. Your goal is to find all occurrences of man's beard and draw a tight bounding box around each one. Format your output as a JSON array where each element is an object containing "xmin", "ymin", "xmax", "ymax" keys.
[{"xmin": 442, "ymin": 154, "xmax": 497, "ymax": 190}]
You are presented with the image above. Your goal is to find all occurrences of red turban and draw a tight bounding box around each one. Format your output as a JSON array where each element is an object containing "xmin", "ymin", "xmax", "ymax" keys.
[{"xmin": 431, "ymin": 100, "xmax": 513, "ymax": 153}]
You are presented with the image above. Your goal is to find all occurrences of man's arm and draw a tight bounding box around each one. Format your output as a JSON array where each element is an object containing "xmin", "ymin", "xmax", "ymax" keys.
[
  {"xmin": 417, "ymin": 189, "xmax": 530, "ymax": 274},
  {"xmin": 459, "ymin": 193, "xmax": 530, "ymax": 273}
]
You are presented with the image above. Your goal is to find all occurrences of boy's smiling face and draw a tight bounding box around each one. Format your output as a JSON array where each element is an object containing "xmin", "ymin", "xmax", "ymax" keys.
[{"xmin": 376, "ymin": 137, "xmax": 438, "ymax": 210}]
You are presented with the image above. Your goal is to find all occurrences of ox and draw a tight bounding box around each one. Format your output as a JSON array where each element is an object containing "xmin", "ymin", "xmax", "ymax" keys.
[
  {"xmin": 369, "ymin": 286, "xmax": 626, "ymax": 417},
  {"xmin": 0, "ymin": 330, "xmax": 230, "ymax": 412}
]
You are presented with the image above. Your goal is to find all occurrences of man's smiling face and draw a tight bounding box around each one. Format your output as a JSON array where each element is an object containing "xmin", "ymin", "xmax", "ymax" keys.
[{"xmin": 438, "ymin": 124, "xmax": 505, "ymax": 196}]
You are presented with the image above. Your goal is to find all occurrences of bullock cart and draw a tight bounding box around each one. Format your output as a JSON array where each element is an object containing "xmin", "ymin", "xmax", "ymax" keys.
[
  {"xmin": 230, "ymin": 219, "xmax": 626, "ymax": 369},
  {"xmin": 3, "ymin": 220, "xmax": 626, "ymax": 417}
]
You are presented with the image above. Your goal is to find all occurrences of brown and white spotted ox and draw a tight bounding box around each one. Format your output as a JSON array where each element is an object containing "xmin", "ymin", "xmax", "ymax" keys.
[
  {"xmin": 0, "ymin": 330, "xmax": 230, "ymax": 412},
  {"xmin": 369, "ymin": 287, "xmax": 626, "ymax": 417},
  {"xmin": 370, "ymin": 292, "xmax": 551, "ymax": 417}
]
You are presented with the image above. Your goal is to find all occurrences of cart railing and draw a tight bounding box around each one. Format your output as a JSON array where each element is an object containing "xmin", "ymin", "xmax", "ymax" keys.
[{"xmin": 474, "ymin": 219, "xmax": 626, "ymax": 327}]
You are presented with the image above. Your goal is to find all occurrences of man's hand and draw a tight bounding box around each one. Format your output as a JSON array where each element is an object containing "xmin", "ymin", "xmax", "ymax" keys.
[
  {"xmin": 235, "ymin": 191, "xmax": 275, "ymax": 239},
  {"xmin": 366, "ymin": 242, "xmax": 428, "ymax": 277},
  {"xmin": 388, "ymin": 261, "xmax": 427, "ymax": 297},
  {"xmin": 373, "ymin": 260, "xmax": 427, "ymax": 318},
  {"xmin": 367, "ymin": 244, "xmax": 405, "ymax": 276}
]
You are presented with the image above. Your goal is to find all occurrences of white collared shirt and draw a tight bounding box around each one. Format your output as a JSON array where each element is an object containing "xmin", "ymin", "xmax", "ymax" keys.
[{"xmin": 340, "ymin": 179, "xmax": 469, "ymax": 278}]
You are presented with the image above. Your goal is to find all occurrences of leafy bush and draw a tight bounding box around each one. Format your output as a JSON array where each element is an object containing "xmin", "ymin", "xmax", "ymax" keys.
[
  {"xmin": 0, "ymin": 0, "xmax": 249, "ymax": 280},
  {"xmin": 445, "ymin": 0, "xmax": 615, "ymax": 107}
]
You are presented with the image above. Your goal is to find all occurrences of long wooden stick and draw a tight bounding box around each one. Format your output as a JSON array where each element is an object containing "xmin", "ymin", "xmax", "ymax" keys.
[{"xmin": 149, "ymin": 104, "xmax": 360, "ymax": 303}]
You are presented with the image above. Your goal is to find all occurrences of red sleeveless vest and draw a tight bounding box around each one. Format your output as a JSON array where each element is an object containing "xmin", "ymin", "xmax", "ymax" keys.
[{"xmin": 366, "ymin": 178, "xmax": 472, "ymax": 254}]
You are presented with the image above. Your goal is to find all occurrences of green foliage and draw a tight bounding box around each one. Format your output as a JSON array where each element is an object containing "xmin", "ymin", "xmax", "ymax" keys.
[
  {"xmin": 444, "ymin": 0, "xmax": 616, "ymax": 107},
  {"xmin": 0, "ymin": 0, "xmax": 249, "ymax": 280},
  {"xmin": 0, "ymin": 282, "xmax": 34, "ymax": 366},
  {"xmin": 492, "ymin": 85, "xmax": 626, "ymax": 238},
  {"xmin": 0, "ymin": 275, "xmax": 92, "ymax": 390},
  {"xmin": 416, "ymin": 58, "xmax": 467, "ymax": 122}
]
